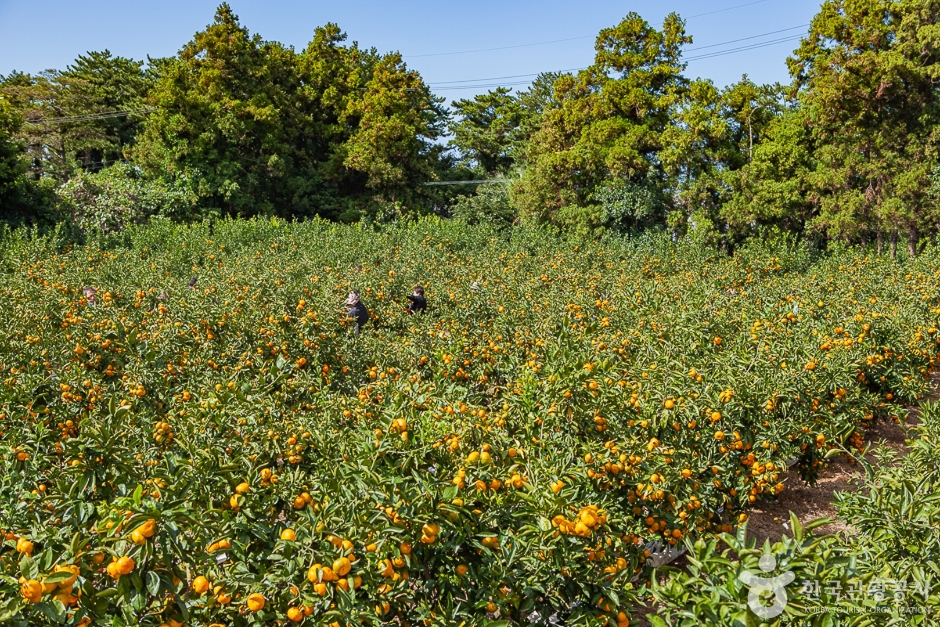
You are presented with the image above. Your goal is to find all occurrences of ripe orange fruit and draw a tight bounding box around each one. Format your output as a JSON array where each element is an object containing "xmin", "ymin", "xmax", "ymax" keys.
[
  {"xmin": 15, "ymin": 538, "xmax": 33, "ymax": 555},
  {"xmin": 333, "ymin": 557, "xmax": 351, "ymax": 577},
  {"xmin": 54, "ymin": 565, "xmax": 80, "ymax": 587},
  {"xmin": 136, "ymin": 519, "xmax": 157, "ymax": 538},
  {"xmin": 246, "ymin": 593, "xmax": 265, "ymax": 611},
  {"xmin": 579, "ymin": 510, "xmax": 598, "ymax": 527},
  {"xmin": 20, "ymin": 579, "xmax": 42, "ymax": 603},
  {"xmin": 664, "ymin": 399, "xmax": 675, "ymax": 409},
  {"xmin": 280, "ymin": 528, "xmax": 296, "ymax": 542},
  {"xmin": 191, "ymin": 576, "xmax": 210, "ymax": 594},
  {"xmin": 116, "ymin": 556, "xmax": 135, "ymax": 575},
  {"xmin": 287, "ymin": 606, "xmax": 303, "ymax": 622}
]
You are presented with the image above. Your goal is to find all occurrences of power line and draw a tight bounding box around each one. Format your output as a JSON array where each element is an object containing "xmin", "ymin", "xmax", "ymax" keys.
[
  {"xmin": 429, "ymin": 67, "xmax": 584, "ymax": 86},
  {"xmin": 405, "ymin": 0, "xmax": 779, "ymax": 59},
  {"xmin": 685, "ymin": 24, "xmax": 806, "ymax": 51},
  {"xmin": 24, "ymin": 107, "xmax": 155, "ymax": 125},
  {"xmin": 685, "ymin": 34, "xmax": 803, "ymax": 62},
  {"xmin": 685, "ymin": 0, "xmax": 774, "ymax": 19},
  {"xmin": 423, "ymin": 179, "xmax": 511, "ymax": 186},
  {"xmin": 427, "ymin": 24, "xmax": 807, "ymax": 91}
]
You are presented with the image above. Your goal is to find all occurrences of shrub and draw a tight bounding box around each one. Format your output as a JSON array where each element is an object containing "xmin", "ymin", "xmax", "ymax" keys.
[
  {"xmin": 451, "ymin": 182, "xmax": 516, "ymax": 228},
  {"xmin": 56, "ymin": 162, "xmax": 196, "ymax": 234}
]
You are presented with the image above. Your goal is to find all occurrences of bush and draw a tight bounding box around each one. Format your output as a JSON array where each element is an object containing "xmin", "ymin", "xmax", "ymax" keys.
[
  {"xmin": 1, "ymin": 220, "xmax": 938, "ymax": 625},
  {"xmin": 56, "ymin": 162, "xmax": 197, "ymax": 234},
  {"xmin": 649, "ymin": 402, "xmax": 940, "ymax": 625},
  {"xmin": 451, "ymin": 182, "xmax": 516, "ymax": 228},
  {"xmin": 0, "ymin": 101, "xmax": 58, "ymax": 230},
  {"xmin": 593, "ymin": 176, "xmax": 666, "ymax": 233}
]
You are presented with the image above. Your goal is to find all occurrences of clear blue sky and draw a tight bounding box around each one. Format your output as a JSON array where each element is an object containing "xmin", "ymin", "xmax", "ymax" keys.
[{"xmin": 0, "ymin": 0, "xmax": 822, "ymax": 104}]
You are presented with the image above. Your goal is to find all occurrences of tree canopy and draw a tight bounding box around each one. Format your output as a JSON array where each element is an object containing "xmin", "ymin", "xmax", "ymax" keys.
[{"xmin": 2, "ymin": 0, "xmax": 939, "ymax": 253}]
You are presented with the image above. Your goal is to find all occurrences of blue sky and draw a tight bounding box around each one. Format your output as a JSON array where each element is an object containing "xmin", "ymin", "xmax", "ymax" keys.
[{"xmin": 0, "ymin": 0, "xmax": 822, "ymax": 104}]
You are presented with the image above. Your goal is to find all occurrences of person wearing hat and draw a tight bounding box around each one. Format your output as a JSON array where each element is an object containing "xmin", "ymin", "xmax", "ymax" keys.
[{"xmin": 344, "ymin": 290, "xmax": 370, "ymax": 336}]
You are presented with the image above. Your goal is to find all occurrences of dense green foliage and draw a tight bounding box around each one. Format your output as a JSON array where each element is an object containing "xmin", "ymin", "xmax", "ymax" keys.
[
  {"xmin": 651, "ymin": 402, "xmax": 940, "ymax": 626},
  {"xmin": 56, "ymin": 163, "xmax": 196, "ymax": 234},
  {"xmin": 2, "ymin": 0, "xmax": 938, "ymax": 245},
  {"xmin": 130, "ymin": 7, "xmax": 447, "ymax": 222},
  {"xmin": 1, "ymin": 220, "xmax": 940, "ymax": 625},
  {"xmin": 0, "ymin": 98, "xmax": 54, "ymax": 228}
]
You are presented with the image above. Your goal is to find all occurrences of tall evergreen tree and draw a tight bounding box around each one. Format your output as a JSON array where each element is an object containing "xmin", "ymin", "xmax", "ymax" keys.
[
  {"xmin": 0, "ymin": 96, "xmax": 53, "ymax": 227},
  {"xmin": 788, "ymin": 0, "xmax": 940, "ymax": 254},
  {"xmin": 511, "ymin": 13, "xmax": 691, "ymax": 235},
  {"xmin": 135, "ymin": 4, "xmax": 445, "ymax": 221}
]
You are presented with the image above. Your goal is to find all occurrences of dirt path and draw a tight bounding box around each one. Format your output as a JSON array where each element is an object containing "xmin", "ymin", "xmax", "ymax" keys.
[
  {"xmin": 746, "ymin": 378, "xmax": 937, "ymax": 546},
  {"xmin": 630, "ymin": 379, "xmax": 938, "ymax": 626}
]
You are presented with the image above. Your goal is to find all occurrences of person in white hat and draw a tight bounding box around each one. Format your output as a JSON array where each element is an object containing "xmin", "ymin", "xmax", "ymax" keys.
[{"xmin": 344, "ymin": 290, "xmax": 370, "ymax": 336}]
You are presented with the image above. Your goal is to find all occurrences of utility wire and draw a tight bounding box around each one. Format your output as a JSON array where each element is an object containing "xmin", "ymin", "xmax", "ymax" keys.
[
  {"xmin": 24, "ymin": 107, "xmax": 155, "ymax": 125},
  {"xmin": 685, "ymin": 0, "xmax": 774, "ymax": 19},
  {"xmin": 429, "ymin": 67, "xmax": 584, "ymax": 86},
  {"xmin": 429, "ymin": 29, "xmax": 806, "ymax": 91},
  {"xmin": 405, "ymin": 0, "xmax": 778, "ymax": 58},
  {"xmin": 685, "ymin": 34, "xmax": 803, "ymax": 61},
  {"xmin": 427, "ymin": 24, "xmax": 806, "ymax": 90},
  {"xmin": 685, "ymin": 24, "xmax": 806, "ymax": 51}
]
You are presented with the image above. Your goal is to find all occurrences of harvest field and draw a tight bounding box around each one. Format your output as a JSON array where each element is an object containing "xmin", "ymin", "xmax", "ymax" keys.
[{"xmin": 1, "ymin": 218, "xmax": 939, "ymax": 626}]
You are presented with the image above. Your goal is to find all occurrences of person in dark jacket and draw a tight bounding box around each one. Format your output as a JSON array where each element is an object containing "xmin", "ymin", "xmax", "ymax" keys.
[
  {"xmin": 406, "ymin": 285, "xmax": 427, "ymax": 314},
  {"xmin": 344, "ymin": 290, "xmax": 370, "ymax": 335}
]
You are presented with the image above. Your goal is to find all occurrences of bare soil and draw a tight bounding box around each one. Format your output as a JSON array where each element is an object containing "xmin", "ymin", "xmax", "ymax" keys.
[
  {"xmin": 628, "ymin": 375, "xmax": 940, "ymax": 625},
  {"xmin": 746, "ymin": 370, "xmax": 939, "ymax": 546},
  {"xmin": 745, "ymin": 416, "xmax": 915, "ymax": 546}
]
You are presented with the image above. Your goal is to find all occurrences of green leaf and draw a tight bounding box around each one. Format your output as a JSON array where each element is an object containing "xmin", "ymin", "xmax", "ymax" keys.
[
  {"xmin": 43, "ymin": 571, "xmax": 75, "ymax": 584},
  {"xmin": 20, "ymin": 555, "xmax": 38, "ymax": 581},
  {"xmin": 145, "ymin": 571, "xmax": 161, "ymax": 596},
  {"xmin": 34, "ymin": 601, "xmax": 65, "ymax": 623}
]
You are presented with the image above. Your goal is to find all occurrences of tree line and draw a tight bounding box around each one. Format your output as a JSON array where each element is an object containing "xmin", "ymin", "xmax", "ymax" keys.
[{"xmin": 1, "ymin": 0, "xmax": 939, "ymax": 253}]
